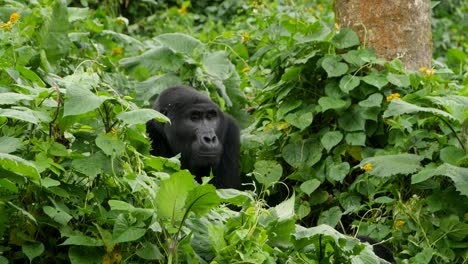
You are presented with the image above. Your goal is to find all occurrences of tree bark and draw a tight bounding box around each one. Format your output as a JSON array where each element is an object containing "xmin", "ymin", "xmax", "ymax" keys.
[{"xmin": 335, "ymin": 0, "xmax": 432, "ymax": 71}]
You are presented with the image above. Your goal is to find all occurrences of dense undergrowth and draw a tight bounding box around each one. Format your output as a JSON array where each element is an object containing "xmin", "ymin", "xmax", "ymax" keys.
[{"xmin": 0, "ymin": 0, "xmax": 466, "ymax": 263}]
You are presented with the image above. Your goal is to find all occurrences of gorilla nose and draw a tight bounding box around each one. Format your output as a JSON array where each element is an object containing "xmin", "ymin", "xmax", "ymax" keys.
[{"xmin": 202, "ymin": 135, "xmax": 217, "ymax": 144}]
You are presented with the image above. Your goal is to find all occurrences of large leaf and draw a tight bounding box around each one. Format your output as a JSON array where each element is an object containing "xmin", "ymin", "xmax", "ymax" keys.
[
  {"xmin": 284, "ymin": 108, "xmax": 313, "ymax": 130},
  {"xmin": 383, "ymin": 99, "xmax": 458, "ymax": 121},
  {"xmin": 0, "ymin": 108, "xmax": 39, "ymax": 124},
  {"xmin": 112, "ymin": 214, "xmax": 146, "ymax": 243},
  {"xmin": 322, "ymin": 56, "xmax": 348, "ymax": 77},
  {"xmin": 0, "ymin": 92, "xmax": 34, "ymax": 105},
  {"xmin": 39, "ymin": 0, "xmax": 71, "ymax": 63},
  {"xmin": 339, "ymin": 74, "xmax": 360, "ymax": 93},
  {"xmin": 202, "ymin": 51, "xmax": 233, "ymax": 80},
  {"xmin": 358, "ymin": 154, "xmax": 423, "ymax": 177},
  {"xmin": 0, "ymin": 153, "xmax": 39, "ymax": 181},
  {"xmin": 253, "ymin": 160, "xmax": 283, "ymax": 189},
  {"xmin": 412, "ymin": 163, "xmax": 468, "ymax": 197},
  {"xmin": 119, "ymin": 47, "xmax": 184, "ymax": 73},
  {"xmin": 63, "ymin": 86, "xmax": 107, "ymax": 116},
  {"xmin": 154, "ymin": 33, "xmax": 204, "ymax": 54},
  {"xmin": 117, "ymin": 109, "xmax": 169, "ymax": 126},
  {"xmin": 137, "ymin": 73, "xmax": 182, "ymax": 102},
  {"xmin": 282, "ymin": 139, "xmax": 322, "ymax": 168},
  {"xmin": 95, "ymin": 134, "xmax": 125, "ymax": 157},
  {"xmin": 156, "ymin": 171, "xmax": 195, "ymax": 220},
  {"xmin": 332, "ymin": 28, "xmax": 360, "ymax": 49},
  {"xmin": 362, "ymin": 73, "xmax": 388, "ymax": 89},
  {"xmin": 22, "ymin": 242, "xmax": 44, "ymax": 263},
  {"xmin": 321, "ymin": 131, "xmax": 343, "ymax": 152},
  {"xmin": 185, "ymin": 184, "xmax": 220, "ymax": 217}
]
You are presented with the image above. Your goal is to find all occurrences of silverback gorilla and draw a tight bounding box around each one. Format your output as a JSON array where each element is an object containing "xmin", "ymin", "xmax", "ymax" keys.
[{"xmin": 146, "ymin": 85, "xmax": 241, "ymax": 189}]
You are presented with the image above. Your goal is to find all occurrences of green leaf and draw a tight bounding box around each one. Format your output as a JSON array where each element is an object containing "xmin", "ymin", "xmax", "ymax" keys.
[
  {"xmin": 22, "ymin": 242, "xmax": 44, "ymax": 262},
  {"xmin": 137, "ymin": 73, "xmax": 182, "ymax": 102},
  {"xmin": 339, "ymin": 74, "xmax": 360, "ymax": 93},
  {"xmin": 0, "ymin": 92, "xmax": 34, "ymax": 105},
  {"xmin": 317, "ymin": 206, "xmax": 342, "ymax": 227},
  {"xmin": 156, "ymin": 171, "xmax": 195, "ymax": 220},
  {"xmin": 387, "ymin": 73, "xmax": 410, "ymax": 87},
  {"xmin": 327, "ymin": 162, "xmax": 350, "ymax": 183},
  {"xmin": 277, "ymin": 100, "xmax": 302, "ymax": 119},
  {"xmin": 332, "ymin": 28, "xmax": 360, "ymax": 49},
  {"xmin": 300, "ymin": 179, "xmax": 321, "ymax": 196},
  {"xmin": 217, "ymin": 189, "xmax": 252, "ymax": 206},
  {"xmin": 318, "ymin": 97, "xmax": 348, "ymax": 112},
  {"xmin": 383, "ymin": 99, "xmax": 458, "ymax": 121},
  {"xmin": 362, "ymin": 73, "xmax": 388, "ymax": 89},
  {"xmin": 0, "ymin": 178, "xmax": 18, "ymax": 192},
  {"xmin": 117, "ymin": 109, "xmax": 169, "ymax": 126},
  {"xmin": 359, "ymin": 154, "xmax": 424, "ymax": 177},
  {"xmin": 358, "ymin": 93, "xmax": 383, "ymax": 108},
  {"xmin": 270, "ymin": 193, "xmax": 295, "ymax": 221},
  {"xmin": 39, "ymin": 0, "xmax": 71, "ymax": 63},
  {"xmin": 61, "ymin": 234, "xmax": 104, "ymax": 246},
  {"xmin": 136, "ymin": 242, "xmax": 163, "ymax": 260},
  {"xmin": 338, "ymin": 107, "xmax": 366, "ymax": 132},
  {"xmin": 119, "ymin": 47, "xmax": 183, "ymax": 73},
  {"xmin": 112, "ymin": 214, "xmax": 146, "ymax": 243},
  {"xmin": 0, "ymin": 108, "xmax": 40, "ymax": 124},
  {"xmin": 0, "ymin": 136, "xmax": 21, "ymax": 153},
  {"xmin": 253, "ymin": 160, "xmax": 283, "ymax": 189},
  {"xmin": 321, "ymin": 131, "xmax": 343, "ymax": 152},
  {"xmin": 43, "ymin": 205, "xmax": 73, "ymax": 225},
  {"xmin": 63, "ymin": 86, "xmax": 107, "ymax": 116},
  {"xmin": 71, "ymin": 153, "xmax": 106, "ymax": 178},
  {"xmin": 284, "ymin": 108, "xmax": 313, "ymax": 130},
  {"xmin": 185, "ymin": 184, "xmax": 220, "ymax": 217},
  {"xmin": 154, "ymin": 33, "xmax": 204, "ymax": 54},
  {"xmin": 202, "ymin": 51, "xmax": 233, "ymax": 80},
  {"xmin": 412, "ymin": 163, "xmax": 468, "ymax": 197},
  {"xmin": 95, "ymin": 134, "xmax": 125, "ymax": 157},
  {"xmin": 282, "ymin": 139, "xmax": 322, "ymax": 168},
  {"xmin": 345, "ymin": 132, "xmax": 366, "ymax": 146},
  {"xmin": 0, "ymin": 153, "xmax": 39, "ymax": 181},
  {"xmin": 322, "ymin": 56, "xmax": 349, "ymax": 77}
]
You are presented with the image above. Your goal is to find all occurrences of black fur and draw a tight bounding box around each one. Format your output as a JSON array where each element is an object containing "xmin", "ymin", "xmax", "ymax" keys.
[{"xmin": 146, "ymin": 85, "xmax": 241, "ymax": 189}]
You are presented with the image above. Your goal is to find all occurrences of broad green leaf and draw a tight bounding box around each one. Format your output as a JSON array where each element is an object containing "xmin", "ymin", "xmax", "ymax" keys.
[
  {"xmin": 137, "ymin": 73, "xmax": 182, "ymax": 102},
  {"xmin": 0, "ymin": 178, "xmax": 18, "ymax": 192},
  {"xmin": 339, "ymin": 74, "xmax": 360, "ymax": 93},
  {"xmin": 117, "ymin": 109, "xmax": 169, "ymax": 126},
  {"xmin": 322, "ymin": 56, "xmax": 349, "ymax": 77},
  {"xmin": 0, "ymin": 92, "xmax": 34, "ymax": 105},
  {"xmin": 362, "ymin": 73, "xmax": 388, "ymax": 89},
  {"xmin": 217, "ymin": 188, "xmax": 252, "ymax": 206},
  {"xmin": 282, "ymin": 139, "xmax": 322, "ymax": 168},
  {"xmin": 0, "ymin": 153, "xmax": 39, "ymax": 181},
  {"xmin": 277, "ymin": 100, "xmax": 302, "ymax": 119},
  {"xmin": 113, "ymin": 214, "xmax": 146, "ymax": 243},
  {"xmin": 345, "ymin": 132, "xmax": 366, "ymax": 146},
  {"xmin": 281, "ymin": 67, "xmax": 302, "ymax": 81},
  {"xmin": 202, "ymin": 51, "xmax": 233, "ymax": 80},
  {"xmin": 63, "ymin": 86, "xmax": 107, "ymax": 116},
  {"xmin": 270, "ymin": 193, "xmax": 295, "ymax": 221},
  {"xmin": 16, "ymin": 66, "xmax": 46, "ymax": 87},
  {"xmin": 61, "ymin": 234, "xmax": 103, "ymax": 246},
  {"xmin": 22, "ymin": 242, "xmax": 44, "ymax": 263},
  {"xmin": 358, "ymin": 93, "xmax": 383, "ymax": 108},
  {"xmin": 342, "ymin": 49, "xmax": 368, "ymax": 67},
  {"xmin": 332, "ymin": 28, "xmax": 360, "ymax": 49},
  {"xmin": 185, "ymin": 184, "xmax": 220, "ymax": 217},
  {"xmin": 0, "ymin": 108, "xmax": 39, "ymax": 124},
  {"xmin": 383, "ymin": 99, "xmax": 458, "ymax": 121},
  {"xmin": 68, "ymin": 247, "xmax": 103, "ymax": 264},
  {"xmin": 412, "ymin": 163, "xmax": 468, "ymax": 197},
  {"xmin": 338, "ymin": 107, "xmax": 366, "ymax": 131},
  {"xmin": 300, "ymin": 179, "xmax": 321, "ymax": 195},
  {"xmin": 119, "ymin": 47, "xmax": 183, "ymax": 73},
  {"xmin": 156, "ymin": 171, "xmax": 195, "ymax": 220},
  {"xmin": 317, "ymin": 206, "xmax": 342, "ymax": 227},
  {"xmin": 43, "ymin": 205, "xmax": 73, "ymax": 225},
  {"xmin": 136, "ymin": 242, "xmax": 163, "ymax": 260},
  {"xmin": 71, "ymin": 153, "xmax": 105, "ymax": 178},
  {"xmin": 321, "ymin": 131, "xmax": 343, "ymax": 152},
  {"xmin": 253, "ymin": 160, "xmax": 283, "ymax": 189},
  {"xmin": 284, "ymin": 108, "xmax": 313, "ymax": 130},
  {"xmin": 95, "ymin": 134, "xmax": 125, "ymax": 157},
  {"xmin": 154, "ymin": 33, "xmax": 204, "ymax": 54},
  {"xmin": 318, "ymin": 97, "xmax": 348, "ymax": 112},
  {"xmin": 108, "ymin": 200, "xmax": 135, "ymax": 211},
  {"xmin": 327, "ymin": 162, "xmax": 350, "ymax": 183},
  {"xmin": 359, "ymin": 154, "xmax": 423, "ymax": 177},
  {"xmin": 0, "ymin": 136, "xmax": 21, "ymax": 153},
  {"xmin": 387, "ymin": 73, "xmax": 410, "ymax": 87},
  {"xmin": 39, "ymin": 0, "xmax": 71, "ymax": 63}
]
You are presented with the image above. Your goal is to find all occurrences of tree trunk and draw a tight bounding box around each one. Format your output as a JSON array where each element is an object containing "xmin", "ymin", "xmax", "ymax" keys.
[{"xmin": 335, "ymin": 0, "xmax": 432, "ymax": 71}]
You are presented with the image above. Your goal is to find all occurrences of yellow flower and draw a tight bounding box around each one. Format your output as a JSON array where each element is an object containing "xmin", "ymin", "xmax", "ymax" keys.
[
  {"xmin": 317, "ymin": 4, "xmax": 324, "ymax": 12},
  {"xmin": 307, "ymin": 7, "xmax": 314, "ymax": 12},
  {"xmin": 1, "ymin": 21, "xmax": 12, "ymax": 31},
  {"xmin": 395, "ymin": 220, "xmax": 405, "ymax": 228},
  {"xmin": 362, "ymin": 163, "xmax": 373, "ymax": 172},
  {"xmin": 112, "ymin": 47, "xmax": 123, "ymax": 55},
  {"xmin": 178, "ymin": 6, "xmax": 188, "ymax": 14},
  {"xmin": 242, "ymin": 67, "xmax": 250, "ymax": 73},
  {"xmin": 9, "ymin": 12, "xmax": 20, "ymax": 23},
  {"xmin": 110, "ymin": 127, "xmax": 117, "ymax": 135},
  {"xmin": 386, "ymin": 93, "xmax": 400, "ymax": 102},
  {"xmin": 419, "ymin": 66, "xmax": 435, "ymax": 77},
  {"xmin": 241, "ymin": 32, "xmax": 250, "ymax": 43}
]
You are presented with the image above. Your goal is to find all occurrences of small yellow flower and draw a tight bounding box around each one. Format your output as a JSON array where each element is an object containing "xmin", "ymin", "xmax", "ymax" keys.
[
  {"xmin": 419, "ymin": 66, "xmax": 435, "ymax": 77},
  {"xmin": 178, "ymin": 6, "xmax": 188, "ymax": 14},
  {"xmin": 112, "ymin": 47, "xmax": 123, "ymax": 55},
  {"xmin": 307, "ymin": 7, "xmax": 314, "ymax": 13},
  {"xmin": 362, "ymin": 163, "xmax": 373, "ymax": 172},
  {"xmin": 395, "ymin": 220, "xmax": 405, "ymax": 228},
  {"xmin": 317, "ymin": 4, "xmax": 324, "ymax": 12},
  {"xmin": 242, "ymin": 67, "xmax": 250, "ymax": 73},
  {"xmin": 386, "ymin": 93, "xmax": 401, "ymax": 102},
  {"xmin": 1, "ymin": 21, "xmax": 12, "ymax": 31},
  {"xmin": 110, "ymin": 127, "xmax": 117, "ymax": 135},
  {"xmin": 9, "ymin": 12, "xmax": 20, "ymax": 23},
  {"xmin": 241, "ymin": 32, "xmax": 250, "ymax": 43}
]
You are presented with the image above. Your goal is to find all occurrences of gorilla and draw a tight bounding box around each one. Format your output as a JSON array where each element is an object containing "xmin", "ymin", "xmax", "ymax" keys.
[{"xmin": 146, "ymin": 85, "xmax": 241, "ymax": 189}]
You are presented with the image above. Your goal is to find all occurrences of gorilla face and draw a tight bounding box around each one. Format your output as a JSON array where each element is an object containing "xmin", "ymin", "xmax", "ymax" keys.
[{"xmin": 146, "ymin": 85, "xmax": 241, "ymax": 189}]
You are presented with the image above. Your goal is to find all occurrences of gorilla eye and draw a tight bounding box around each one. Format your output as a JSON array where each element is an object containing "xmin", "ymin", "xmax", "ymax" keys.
[
  {"xmin": 206, "ymin": 110, "xmax": 217, "ymax": 120},
  {"xmin": 190, "ymin": 112, "xmax": 202, "ymax": 121}
]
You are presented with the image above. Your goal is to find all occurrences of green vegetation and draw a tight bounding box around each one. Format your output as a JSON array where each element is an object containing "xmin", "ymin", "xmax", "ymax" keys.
[{"xmin": 0, "ymin": 0, "xmax": 466, "ymax": 263}]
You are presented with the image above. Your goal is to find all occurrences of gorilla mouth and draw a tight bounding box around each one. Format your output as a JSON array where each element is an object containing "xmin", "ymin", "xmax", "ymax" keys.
[{"xmin": 196, "ymin": 152, "xmax": 220, "ymax": 158}]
